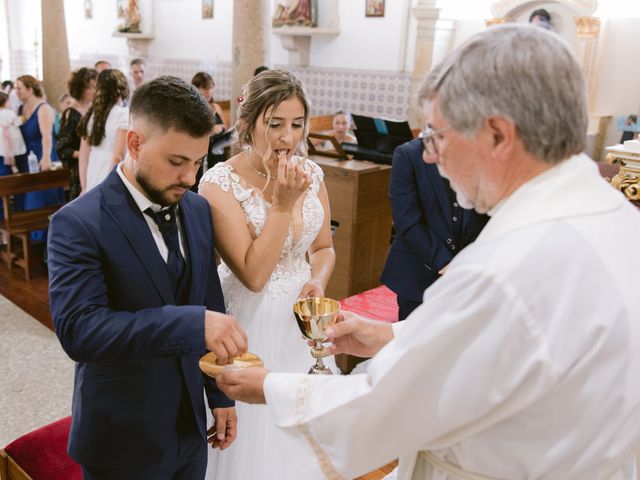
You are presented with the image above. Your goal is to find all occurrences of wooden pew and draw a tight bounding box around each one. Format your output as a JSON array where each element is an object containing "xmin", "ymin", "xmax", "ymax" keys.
[
  {"xmin": 310, "ymin": 115, "xmax": 334, "ymax": 133},
  {"xmin": 217, "ymin": 99, "xmax": 231, "ymax": 128},
  {"xmin": 0, "ymin": 169, "xmax": 69, "ymax": 280}
]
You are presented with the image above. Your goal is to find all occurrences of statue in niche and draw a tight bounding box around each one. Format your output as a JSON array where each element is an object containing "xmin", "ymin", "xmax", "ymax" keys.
[
  {"xmin": 273, "ymin": 0, "xmax": 317, "ymax": 28},
  {"xmin": 118, "ymin": 0, "xmax": 141, "ymax": 33}
]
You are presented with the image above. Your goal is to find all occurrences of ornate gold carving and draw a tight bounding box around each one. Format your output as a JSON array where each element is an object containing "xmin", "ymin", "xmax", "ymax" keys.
[
  {"xmin": 575, "ymin": 16, "xmax": 600, "ymax": 38},
  {"xmin": 606, "ymin": 153, "xmax": 625, "ymax": 167},
  {"xmin": 610, "ymin": 173, "xmax": 640, "ymax": 201},
  {"xmin": 485, "ymin": 17, "xmax": 507, "ymax": 28}
]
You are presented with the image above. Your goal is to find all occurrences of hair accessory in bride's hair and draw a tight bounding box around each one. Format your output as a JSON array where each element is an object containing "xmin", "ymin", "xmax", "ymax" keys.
[{"xmin": 236, "ymin": 83, "xmax": 249, "ymax": 104}]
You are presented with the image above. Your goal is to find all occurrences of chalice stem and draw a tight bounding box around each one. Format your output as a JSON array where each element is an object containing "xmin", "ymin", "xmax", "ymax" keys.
[{"xmin": 308, "ymin": 341, "xmax": 332, "ymax": 375}]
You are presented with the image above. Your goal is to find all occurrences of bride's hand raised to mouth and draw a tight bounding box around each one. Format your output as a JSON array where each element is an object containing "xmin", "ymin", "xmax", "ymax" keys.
[{"xmin": 272, "ymin": 153, "xmax": 311, "ymax": 212}]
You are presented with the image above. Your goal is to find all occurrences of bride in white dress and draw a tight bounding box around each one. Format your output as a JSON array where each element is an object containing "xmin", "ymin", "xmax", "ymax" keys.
[{"xmin": 199, "ymin": 69, "xmax": 336, "ymax": 479}]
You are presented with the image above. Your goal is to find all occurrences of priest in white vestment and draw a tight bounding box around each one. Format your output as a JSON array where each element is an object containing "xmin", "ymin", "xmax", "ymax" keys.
[{"xmin": 217, "ymin": 25, "xmax": 640, "ymax": 480}]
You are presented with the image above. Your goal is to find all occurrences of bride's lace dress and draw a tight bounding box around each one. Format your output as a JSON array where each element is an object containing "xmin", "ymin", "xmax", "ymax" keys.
[{"xmin": 200, "ymin": 159, "xmax": 334, "ymax": 479}]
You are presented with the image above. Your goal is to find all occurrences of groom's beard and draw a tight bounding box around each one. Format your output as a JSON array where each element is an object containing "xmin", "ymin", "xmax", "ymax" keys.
[{"xmin": 136, "ymin": 170, "xmax": 191, "ymax": 207}]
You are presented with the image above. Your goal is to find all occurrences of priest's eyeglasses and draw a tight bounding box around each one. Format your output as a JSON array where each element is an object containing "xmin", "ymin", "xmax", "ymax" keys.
[{"xmin": 418, "ymin": 126, "xmax": 451, "ymax": 156}]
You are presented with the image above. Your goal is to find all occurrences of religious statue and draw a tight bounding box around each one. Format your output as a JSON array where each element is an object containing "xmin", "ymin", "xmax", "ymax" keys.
[
  {"xmin": 118, "ymin": 0, "xmax": 141, "ymax": 33},
  {"xmin": 272, "ymin": 0, "xmax": 317, "ymax": 28}
]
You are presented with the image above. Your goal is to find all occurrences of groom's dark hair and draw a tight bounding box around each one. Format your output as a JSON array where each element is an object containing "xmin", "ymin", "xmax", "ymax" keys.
[{"xmin": 130, "ymin": 75, "xmax": 214, "ymax": 138}]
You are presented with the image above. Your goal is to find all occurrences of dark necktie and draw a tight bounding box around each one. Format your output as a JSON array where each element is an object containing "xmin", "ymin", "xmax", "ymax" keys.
[{"xmin": 144, "ymin": 207, "xmax": 186, "ymax": 289}]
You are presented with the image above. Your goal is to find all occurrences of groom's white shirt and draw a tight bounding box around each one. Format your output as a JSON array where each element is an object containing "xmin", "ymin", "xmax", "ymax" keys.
[{"xmin": 264, "ymin": 154, "xmax": 640, "ymax": 480}]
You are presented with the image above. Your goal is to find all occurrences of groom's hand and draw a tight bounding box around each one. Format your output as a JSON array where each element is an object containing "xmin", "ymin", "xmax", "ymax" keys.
[
  {"xmin": 208, "ymin": 406, "xmax": 237, "ymax": 450},
  {"xmin": 217, "ymin": 367, "xmax": 269, "ymax": 404},
  {"xmin": 204, "ymin": 311, "xmax": 248, "ymax": 364}
]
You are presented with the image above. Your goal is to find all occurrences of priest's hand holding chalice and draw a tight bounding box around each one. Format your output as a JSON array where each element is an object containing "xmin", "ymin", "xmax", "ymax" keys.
[{"xmin": 293, "ymin": 296, "xmax": 340, "ymax": 375}]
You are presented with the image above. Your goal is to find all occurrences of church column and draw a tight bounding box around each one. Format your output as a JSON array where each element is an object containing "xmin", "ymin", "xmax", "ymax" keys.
[
  {"xmin": 408, "ymin": 0, "xmax": 442, "ymax": 128},
  {"xmin": 41, "ymin": 0, "xmax": 70, "ymax": 106},
  {"xmin": 231, "ymin": 0, "xmax": 271, "ymax": 124},
  {"xmin": 574, "ymin": 16, "xmax": 601, "ymax": 111}
]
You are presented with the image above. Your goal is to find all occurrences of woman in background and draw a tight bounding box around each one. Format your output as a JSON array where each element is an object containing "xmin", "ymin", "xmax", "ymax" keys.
[
  {"xmin": 15, "ymin": 75, "xmax": 64, "ymax": 240},
  {"xmin": 191, "ymin": 71, "xmax": 228, "ymax": 189},
  {"xmin": 56, "ymin": 67, "xmax": 97, "ymax": 200},
  {"xmin": 77, "ymin": 69, "xmax": 129, "ymax": 193}
]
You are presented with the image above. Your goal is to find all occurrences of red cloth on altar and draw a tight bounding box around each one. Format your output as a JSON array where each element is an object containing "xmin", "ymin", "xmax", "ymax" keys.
[{"xmin": 339, "ymin": 285, "xmax": 398, "ymax": 323}]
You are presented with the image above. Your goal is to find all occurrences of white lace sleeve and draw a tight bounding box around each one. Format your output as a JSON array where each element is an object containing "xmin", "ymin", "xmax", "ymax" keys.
[
  {"xmin": 303, "ymin": 159, "xmax": 324, "ymax": 195},
  {"xmin": 199, "ymin": 163, "xmax": 251, "ymax": 203}
]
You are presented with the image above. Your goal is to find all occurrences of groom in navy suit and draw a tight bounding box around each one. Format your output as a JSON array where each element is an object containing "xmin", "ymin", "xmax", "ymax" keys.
[
  {"xmin": 381, "ymin": 138, "xmax": 488, "ymax": 320},
  {"xmin": 48, "ymin": 76, "xmax": 248, "ymax": 479}
]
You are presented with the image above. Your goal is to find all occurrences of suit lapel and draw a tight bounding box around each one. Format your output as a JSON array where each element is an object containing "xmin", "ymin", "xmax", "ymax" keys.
[
  {"xmin": 100, "ymin": 171, "xmax": 175, "ymax": 305},
  {"xmin": 423, "ymin": 162, "xmax": 453, "ymax": 228},
  {"xmin": 179, "ymin": 194, "xmax": 205, "ymax": 305}
]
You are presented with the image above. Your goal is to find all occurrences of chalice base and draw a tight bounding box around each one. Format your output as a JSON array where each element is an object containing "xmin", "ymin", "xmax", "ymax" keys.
[{"xmin": 308, "ymin": 363, "xmax": 333, "ymax": 375}]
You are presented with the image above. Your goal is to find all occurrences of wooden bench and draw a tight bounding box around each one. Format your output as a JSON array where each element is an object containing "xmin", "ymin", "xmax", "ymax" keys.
[
  {"xmin": 217, "ymin": 99, "xmax": 231, "ymax": 128},
  {"xmin": 310, "ymin": 115, "xmax": 334, "ymax": 133},
  {"xmin": 0, "ymin": 169, "xmax": 68, "ymax": 280}
]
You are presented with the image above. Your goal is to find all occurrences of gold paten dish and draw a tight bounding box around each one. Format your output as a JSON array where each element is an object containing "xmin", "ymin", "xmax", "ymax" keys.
[{"xmin": 199, "ymin": 351, "xmax": 264, "ymax": 378}]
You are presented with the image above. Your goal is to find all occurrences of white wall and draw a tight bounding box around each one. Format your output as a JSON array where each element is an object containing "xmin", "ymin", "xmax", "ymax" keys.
[
  {"xmin": 270, "ymin": 0, "xmax": 410, "ymax": 71},
  {"xmin": 64, "ymin": 0, "xmax": 128, "ymax": 59},
  {"xmin": 593, "ymin": 18, "xmax": 640, "ymax": 148},
  {"xmin": 62, "ymin": 0, "xmax": 234, "ymax": 63},
  {"xmin": 55, "ymin": 0, "xmax": 412, "ymax": 72}
]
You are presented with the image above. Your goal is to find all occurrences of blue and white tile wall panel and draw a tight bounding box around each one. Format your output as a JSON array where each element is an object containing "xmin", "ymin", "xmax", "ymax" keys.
[{"xmin": 45, "ymin": 53, "xmax": 412, "ymax": 121}]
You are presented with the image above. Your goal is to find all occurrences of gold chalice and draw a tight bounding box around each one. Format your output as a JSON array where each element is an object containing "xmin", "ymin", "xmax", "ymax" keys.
[{"xmin": 293, "ymin": 297, "xmax": 340, "ymax": 375}]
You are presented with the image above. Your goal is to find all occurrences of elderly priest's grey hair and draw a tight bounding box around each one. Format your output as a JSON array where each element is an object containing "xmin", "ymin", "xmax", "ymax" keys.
[{"xmin": 419, "ymin": 24, "xmax": 587, "ymax": 164}]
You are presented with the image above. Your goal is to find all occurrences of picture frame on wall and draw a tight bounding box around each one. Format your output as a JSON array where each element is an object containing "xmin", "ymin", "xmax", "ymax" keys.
[
  {"xmin": 84, "ymin": 0, "xmax": 93, "ymax": 19},
  {"xmin": 202, "ymin": 0, "xmax": 214, "ymax": 19},
  {"xmin": 365, "ymin": 0, "xmax": 384, "ymax": 17},
  {"xmin": 117, "ymin": 0, "xmax": 127, "ymax": 19}
]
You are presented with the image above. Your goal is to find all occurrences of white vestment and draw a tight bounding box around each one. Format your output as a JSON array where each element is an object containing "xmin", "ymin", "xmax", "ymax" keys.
[{"xmin": 264, "ymin": 154, "xmax": 640, "ymax": 480}]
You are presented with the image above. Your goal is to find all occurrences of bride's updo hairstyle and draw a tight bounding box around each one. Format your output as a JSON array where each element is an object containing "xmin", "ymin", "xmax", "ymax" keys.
[{"xmin": 236, "ymin": 69, "xmax": 311, "ymax": 159}]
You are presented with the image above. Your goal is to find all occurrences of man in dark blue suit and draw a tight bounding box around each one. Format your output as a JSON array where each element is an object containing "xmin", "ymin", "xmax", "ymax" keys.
[
  {"xmin": 381, "ymin": 137, "xmax": 488, "ymax": 320},
  {"xmin": 48, "ymin": 76, "xmax": 248, "ymax": 479}
]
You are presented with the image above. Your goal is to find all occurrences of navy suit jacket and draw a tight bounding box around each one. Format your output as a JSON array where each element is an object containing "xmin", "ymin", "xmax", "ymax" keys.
[
  {"xmin": 47, "ymin": 170, "xmax": 230, "ymax": 468},
  {"xmin": 381, "ymin": 139, "xmax": 488, "ymax": 302}
]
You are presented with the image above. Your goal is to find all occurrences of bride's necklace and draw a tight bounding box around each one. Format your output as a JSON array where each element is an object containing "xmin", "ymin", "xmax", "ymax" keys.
[{"xmin": 245, "ymin": 152, "xmax": 276, "ymax": 180}]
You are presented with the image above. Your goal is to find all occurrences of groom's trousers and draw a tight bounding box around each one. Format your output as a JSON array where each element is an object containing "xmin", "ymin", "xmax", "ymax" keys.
[{"xmin": 80, "ymin": 380, "xmax": 207, "ymax": 480}]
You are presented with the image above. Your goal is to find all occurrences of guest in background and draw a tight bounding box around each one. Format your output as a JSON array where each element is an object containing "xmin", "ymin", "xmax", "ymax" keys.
[
  {"xmin": 54, "ymin": 93, "xmax": 73, "ymax": 136},
  {"xmin": 56, "ymin": 67, "xmax": 97, "ymax": 200},
  {"xmin": 130, "ymin": 57, "xmax": 146, "ymax": 91},
  {"xmin": 0, "ymin": 92, "xmax": 22, "ymax": 245},
  {"xmin": 2, "ymin": 80, "xmax": 20, "ymax": 113},
  {"xmin": 191, "ymin": 72, "xmax": 226, "ymax": 135},
  {"xmin": 57, "ymin": 93, "xmax": 74, "ymax": 114},
  {"xmin": 0, "ymin": 91, "xmax": 26, "ymax": 174},
  {"xmin": 254, "ymin": 65, "xmax": 269, "ymax": 76},
  {"xmin": 380, "ymin": 138, "xmax": 488, "ymax": 320},
  {"xmin": 313, "ymin": 110, "xmax": 357, "ymax": 150},
  {"xmin": 15, "ymin": 75, "xmax": 64, "ymax": 239},
  {"xmin": 94, "ymin": 60, "xmax": 111, "ymax": 73},
  {"xmin": 620, "ymin": 114, "xmax": 638, "ymax": 143},
  {"xmin": 0, "ymin": 91, "xmax": 26, "ymax": 231},
  {"xmin": 77, "ymin": 69, "xmax": 129, "ymax": 193},
  {"xmin": 328, "ymin": 110, "xmax": 356, "ymax": 143},
  {"xmin": 529, "ymin": 8, "xmax": 551, "ymax": 29},
  {"xmin": 191, "ymin": 72, "xmax": 227, "ymax": 189}
]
